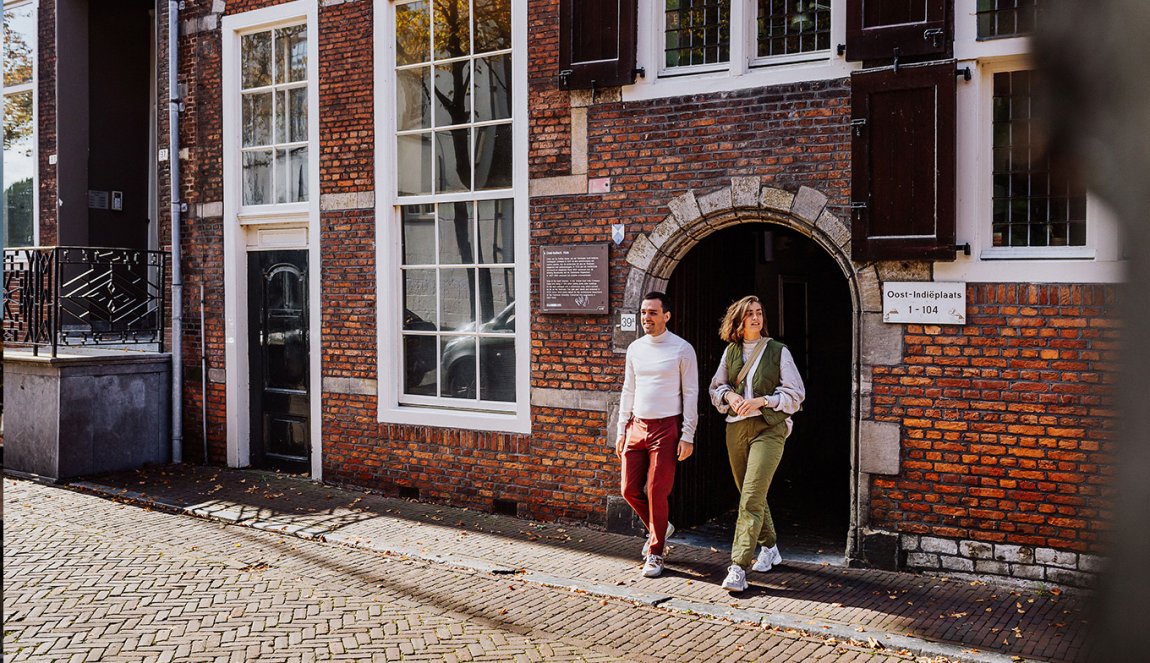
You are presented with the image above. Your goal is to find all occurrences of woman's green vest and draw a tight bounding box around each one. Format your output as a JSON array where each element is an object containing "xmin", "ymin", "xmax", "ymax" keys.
[{"xmin": 724, "ymin": 339, "xmax": 790, "ymax": 427}]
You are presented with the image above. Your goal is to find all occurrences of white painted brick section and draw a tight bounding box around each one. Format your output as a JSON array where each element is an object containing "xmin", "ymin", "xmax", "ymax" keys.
[
  {"xmin": 959, "ymin": 540, "xmax": 994, "ymax": 560},
  {"xmin": 921, "ymin": 537, "xmax": 958, "ymax": 555},
  {"xmin": 940, "ymin": 556, "xmax": 974, "ymax": 572},
  {"xmin": 1036, "ymin": 548, "xmax": 1078, "ymax": 569},
  {"xmin": 993, "ymin": 544, "xmax": 1035, "ymax": 565},
  {"xmin": 906, "ymin": 552, "xmax": 939, "ymax": 568}
]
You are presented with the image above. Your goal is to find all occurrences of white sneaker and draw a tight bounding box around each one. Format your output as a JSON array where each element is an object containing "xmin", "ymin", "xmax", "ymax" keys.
[
  {"xmin": 642, "ymin": 554, "xmax": 665, "ymax": 578},
  {"xmin": 721, "ymin": 564, "xmax": 748, "ymax": 592},
  {"xmin": 752, "ymin": 545, "xmax": 782, "ymax": 572},
  {"xmin": 641, "ymin": 521, "xmax": 676, "ymax": 558}
]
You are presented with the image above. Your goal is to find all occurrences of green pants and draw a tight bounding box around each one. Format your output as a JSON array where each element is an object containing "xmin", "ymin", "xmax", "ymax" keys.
[{"xmin": 726, "ymin": 416, "xmax": 788, "ymax": 568}]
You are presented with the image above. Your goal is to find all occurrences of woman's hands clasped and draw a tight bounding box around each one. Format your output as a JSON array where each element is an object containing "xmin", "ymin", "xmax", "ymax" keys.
[{"xmin": 726, "ymin": 392, "xmax": 767, "ymax": 418}]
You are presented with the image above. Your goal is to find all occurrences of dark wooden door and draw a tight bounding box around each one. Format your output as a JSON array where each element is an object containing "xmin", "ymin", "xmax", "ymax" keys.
[
  {"xmin": 667, "ymin": 227, "xmax": 756, "ymax": 527},
  {"xmin": 248, "ymin": 250, "xmax": 310, "ymax": 472}
]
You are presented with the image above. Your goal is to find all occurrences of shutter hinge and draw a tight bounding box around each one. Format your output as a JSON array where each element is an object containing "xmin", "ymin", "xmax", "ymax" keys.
[
  {"xmin": 849, "ymin": 118, "xmax": 867, "ymax": 136},
  {"xmin": 956, "ymin": 66, "xmax": 972, "ymax": 81},
  {"xmin": 558, "ymin": 69, "xmax": 572, "ymax": 89},
  {"xmin": 633, "ymin": 67, "xmax": 646, "ymax": 79},
  {"xmin": 955, "ymin": 243, "xmax": 971, "ymax": 256},
  {"xmin": 828, "ymin": 202, "xmax": 868, "ymax": 210}
]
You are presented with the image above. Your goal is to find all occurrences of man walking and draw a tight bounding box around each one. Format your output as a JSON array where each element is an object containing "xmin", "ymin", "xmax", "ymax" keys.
[{"xmin": 616, "ymin": 291, "xmax": 699, "ymax": 578}]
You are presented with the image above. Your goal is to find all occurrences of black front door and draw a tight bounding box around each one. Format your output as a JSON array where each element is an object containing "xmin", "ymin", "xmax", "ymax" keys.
[{"xmin": 248, "ymin": 250, "xmax": 310, "ymax": 472}]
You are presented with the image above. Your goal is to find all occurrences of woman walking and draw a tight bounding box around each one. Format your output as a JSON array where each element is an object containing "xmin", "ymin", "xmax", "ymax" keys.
[{"xmin": 708, "ymin": 295, "xmax": 805, "ymax": 592}]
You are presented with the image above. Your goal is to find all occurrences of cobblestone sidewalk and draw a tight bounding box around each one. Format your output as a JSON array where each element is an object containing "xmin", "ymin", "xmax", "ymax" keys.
[{"xmin": 60, "ymin": 464, "xmax": 1091, "ymax": 662}]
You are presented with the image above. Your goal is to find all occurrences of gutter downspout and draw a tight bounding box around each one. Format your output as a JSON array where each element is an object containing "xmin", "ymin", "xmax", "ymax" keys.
[{"xmin": 168, "ymin": 0, "xmax": 183, "ymax": 463}]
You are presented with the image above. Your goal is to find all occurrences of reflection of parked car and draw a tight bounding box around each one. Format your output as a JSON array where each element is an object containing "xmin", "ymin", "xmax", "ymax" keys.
[
  {"xmin": 403, "ymin": 308, "xmax": 437, "ymax": 390},
  {"xmin": 441, "ymin": 302, "xmax": 515, "ymax": 401}
]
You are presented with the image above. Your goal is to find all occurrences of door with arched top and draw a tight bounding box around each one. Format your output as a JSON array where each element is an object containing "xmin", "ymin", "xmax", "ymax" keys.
[{"xmin": 668, "ymin": 223, "xmax": 852, "ymax": 557}]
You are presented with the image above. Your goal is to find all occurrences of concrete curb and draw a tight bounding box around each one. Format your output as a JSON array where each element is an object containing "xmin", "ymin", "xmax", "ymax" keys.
[{"xmin": 70, "ymin": 480, "xmax": 1022, "ymax": 663}]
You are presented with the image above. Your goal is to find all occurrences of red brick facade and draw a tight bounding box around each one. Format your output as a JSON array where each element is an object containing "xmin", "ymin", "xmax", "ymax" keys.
[{"xmin": 870, "ymin": 284, "xmax": 1117, "ymax": 555}]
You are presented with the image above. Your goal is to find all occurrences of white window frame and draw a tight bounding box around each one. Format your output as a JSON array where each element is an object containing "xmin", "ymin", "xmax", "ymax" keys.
[
  {"xmin": 375, "ymin": 0, "xmax": 531, "ymax": 434},
  {"xmin": 3, "ymin": 0, "xmax": 39, "ymax": 248},
  {"xmin": 221, "ymin": 1, "xmax": 323, "ymax": 475},
  {"xmin": 937, "ymin": 33, "xmax": 1124, "ymax": 283},
  {"xmin": 627, "ymin": 0, "xmax": 854, "ymax": 102}
]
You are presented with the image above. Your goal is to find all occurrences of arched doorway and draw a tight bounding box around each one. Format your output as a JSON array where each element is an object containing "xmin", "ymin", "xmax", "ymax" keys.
[{"xmin": 667, "ymin": 223, "xmax": 852, "ymax": 560}]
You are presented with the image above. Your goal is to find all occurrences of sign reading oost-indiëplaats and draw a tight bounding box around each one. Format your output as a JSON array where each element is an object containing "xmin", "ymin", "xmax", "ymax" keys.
[{"xmin": 882, "ymin": 281, "xmax": 967, "ymax": 325}]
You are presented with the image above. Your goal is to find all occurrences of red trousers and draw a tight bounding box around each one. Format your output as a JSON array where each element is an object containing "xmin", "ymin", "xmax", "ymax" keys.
[{"xmin": 621, "ymin": 415, "xmax": 680, "ymax": 556}]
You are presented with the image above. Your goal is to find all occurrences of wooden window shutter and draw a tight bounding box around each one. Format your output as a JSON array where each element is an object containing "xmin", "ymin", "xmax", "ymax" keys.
[
  {"xmin": 851, "ymin": 62, "xmax": 957, "ymax": 261},
  {"xmin": 558, "ymin": 0, "xmax": 638, "ymax": 90},
  {"xmin": 845, "ymin": 0, "xmax": 952, "ymax": 62}
]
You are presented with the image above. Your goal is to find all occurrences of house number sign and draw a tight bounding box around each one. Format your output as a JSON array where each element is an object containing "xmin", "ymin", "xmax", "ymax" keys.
[{"xmin": 882, "ymin": 281, "xmax": 967, "ymax": 325}]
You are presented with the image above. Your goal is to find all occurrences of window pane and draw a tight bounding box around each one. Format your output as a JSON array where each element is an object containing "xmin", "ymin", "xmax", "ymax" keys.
[
  {"xmin": 479, "ymin": 336, "xmax": 515, "ymax": 401},
  {"xmin": 241, "ymin": 32, "xmax": 272, "ymax": 89},
  {"xmin": 991, "ymin": 71, "xmax": 1085, "ymax": 248},
  {"xmin": 478, "ymin": 268, "xmax": 514, "ymax": 326},
  {"xmin": 3, "ymin": 2, "xmax": 35, "ymax": 87},
  {"xmin": 474, "ymin": 0, "xmax": 511, "ymax": 53},
  {"xmin": 402, "ymin": 204, "xmax": 436, "ymax": 265},
  {"xmin": 434, "ymin": 61, "xmax": 472, "ymax": 127},
  {"xmin": 474, "ymin": 54, "xmax": 512, "ymax": 122},
  {"xmin": 397, "ymin": 66, "xmax": 432, "ymax": 131},
  {"xmin": 477, "ymin": 199, "xmax": 514, "ymax": 263},
  {"xmin": 404, "ymin": 268, "xmax": 439, "ymax": 328},
  {"xmin": 441, "ymin": 334, "xmax": 477, "ymax": 399},
  {"xmin": 665, "ymin": 0, "xmax": 731, "ymax": 68},
  {"xmin": 438, "ymin": 201, "xmax": 475, "ymax": 264},
  {"xmin": 474, "ymin": 124, "xmax": 513, "ymax": 190},
  {"xmin": 286, "ymin": 146, "xmax": 307, "ymax": 202},
  {"xmin": 435, "ymin": 129, "xmax": 471, "ymax": 192},
  {"xmin": 440, "ymin": 268, "xmax": 475, "ymax": 330},
  {"xmin": 397, "ymin": 133, "xmax": 433, "ymax": 195},
  {"xmin": 396, "ymin": 0, "xmax": 431, "ymax": 66},
  {"xmin": 757, "ymin": 0, "xmax": 831, "ymax": 57},
  {"xmin": 977, "ymin": 0, "xmax": 1039, "ymax": 40},
  {"xmin": 433, "ymin": 0, "xmax": 470, "ymax": 60},
  {"xmin": 285, "ymin": 88, "xmax": 307, "ymax": 142},
  {"xmin": 243, "ymin": 92, "xmax": 273, "ymax": 146},
  {"xmin": 403, "ymin": 330, "xmax": 438, "ymax": 395},
  {"xmin": 3, "ymin": 89, "xmax": 34, "ymax": 247},
  {"xmin": 242, "ymin": 150, "xmax": 273, "ymax": 205},
  {"xmin": 275, "ymin": 25, "xmax": 307, "ymax": 84}
]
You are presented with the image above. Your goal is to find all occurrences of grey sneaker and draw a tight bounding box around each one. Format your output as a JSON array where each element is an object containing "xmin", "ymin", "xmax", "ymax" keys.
[
  {"xmin": 641, "ymin": 521, "xmax": 676, "ymax": 558},
  {"xmin": 721, "ymin": 564, "xmax": 748, "ymax": 592},
  {"xmin": 642, "ymin": 554, "xmax": 665, "ymax": 578},
  {"xmin": 752, "ymin": 545, "xmax": 782, "ymax": 572}
]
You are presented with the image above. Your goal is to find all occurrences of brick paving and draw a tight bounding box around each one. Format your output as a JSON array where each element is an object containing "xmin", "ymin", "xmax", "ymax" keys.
[
  {"xmin": 8, "ymin": 464, "xmax": 1093, "ymax": 661},
  {"xmin": 5, "ymin": 479, "xmax": 923, "ymax": 663}
]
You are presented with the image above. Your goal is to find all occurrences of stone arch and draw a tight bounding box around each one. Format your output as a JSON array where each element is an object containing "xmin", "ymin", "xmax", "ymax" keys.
[
  {"xmin": 618, "ymin": 176, "xmax": 901, "ymax": 563},
  {"xmin": 621, "ymin": 178, "xmax": 883, "ymax": 316}
]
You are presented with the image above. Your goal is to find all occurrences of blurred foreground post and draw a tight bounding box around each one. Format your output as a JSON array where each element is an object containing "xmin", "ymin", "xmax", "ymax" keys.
[{"xmin": 1035, "ymin": 1, "xmax": 1150, "ymax": 660}]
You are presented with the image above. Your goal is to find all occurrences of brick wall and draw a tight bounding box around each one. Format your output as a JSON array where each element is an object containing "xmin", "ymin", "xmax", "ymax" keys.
[
  {"xmin": 36, "ymin": 0, "xmax": 57, "ymax": 245},
  {"xmin": 869, "ymin": 283, "xmax": 1119, "ymax": 556}
]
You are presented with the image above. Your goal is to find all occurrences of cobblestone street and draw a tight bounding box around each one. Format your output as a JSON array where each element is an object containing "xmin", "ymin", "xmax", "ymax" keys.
[{"xmin": 4, "ymin": 478, "xmax": 924, "ymax": 662}]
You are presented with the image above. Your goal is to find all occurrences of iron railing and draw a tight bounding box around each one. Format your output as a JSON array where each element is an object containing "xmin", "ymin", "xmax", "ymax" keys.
[{"xmin": 3, "ymin": 246, "xmax": 169, "ymax": 356}]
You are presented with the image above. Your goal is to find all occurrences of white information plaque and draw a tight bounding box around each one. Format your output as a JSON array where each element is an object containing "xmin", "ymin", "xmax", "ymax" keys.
[{"xmin": 882, "ymin": 282, "xmax": 966, "ymax": 325}]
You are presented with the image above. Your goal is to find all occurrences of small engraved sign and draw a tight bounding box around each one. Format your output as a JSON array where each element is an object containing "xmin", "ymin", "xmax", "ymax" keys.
[
  {"xmin": 539, "ymin": 244, "xmax": 609, "ymax": 314},
  {"xmin": 883, "ymin": 282, "xmax": 967, "ymax": 324}
]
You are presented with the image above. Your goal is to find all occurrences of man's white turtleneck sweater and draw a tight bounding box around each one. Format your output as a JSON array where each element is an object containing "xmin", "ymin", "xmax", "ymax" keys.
[{"xmin": 616, "ymin": 330, "xmax": 699, "ymax": 442}]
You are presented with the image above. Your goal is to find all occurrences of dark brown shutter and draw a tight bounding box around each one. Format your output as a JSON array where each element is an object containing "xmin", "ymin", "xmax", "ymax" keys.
[
  {"xmin": 845, "ymin": 0, "xmax": 952, "ymax": 62},
  {"xmin": 558, "ymin": 0, "xmax": 638, "ymax": 90},
  {"xmin": 851, "ymin": 62, "xmax": 956, "ymax": 261}
]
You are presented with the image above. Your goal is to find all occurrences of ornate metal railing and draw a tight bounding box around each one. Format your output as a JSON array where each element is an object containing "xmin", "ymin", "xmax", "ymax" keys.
[{"xmin": 3, "ymin": 247, "xmax": 169, "ymax": 356}]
